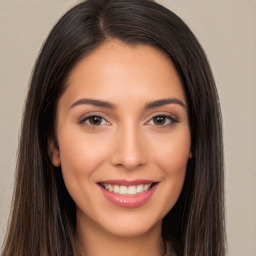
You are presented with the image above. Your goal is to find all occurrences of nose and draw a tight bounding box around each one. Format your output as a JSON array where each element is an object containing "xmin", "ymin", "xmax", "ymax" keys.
[{"xmin": 110, "ymin": 126, "xmax": 148, "ymax": 170}]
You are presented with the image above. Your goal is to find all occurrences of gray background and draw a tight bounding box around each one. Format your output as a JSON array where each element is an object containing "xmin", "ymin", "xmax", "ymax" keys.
[{"xmin": 0, "ymin": 1, "xmax": 255, "ymax": 255}]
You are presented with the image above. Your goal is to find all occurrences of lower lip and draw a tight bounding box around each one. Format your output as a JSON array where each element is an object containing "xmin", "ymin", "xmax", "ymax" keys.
[{"xmin": 99, "ymin": 184, "xmax": 158, "ymax": 208}]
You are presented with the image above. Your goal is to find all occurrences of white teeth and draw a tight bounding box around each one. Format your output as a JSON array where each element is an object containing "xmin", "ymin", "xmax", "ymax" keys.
[
  {"xmin": 102, "ymin": 183, "xmax": 152, "ymax": 196},
  {"xmin": 108, "ymin": 184, "xmax": 113, "ymax": 192},
  {"xmin": 119, "ymin": 186, "xmax": 127, "ymax": 195},
  {"xmin": 114, "ymin": 185, "xmax": 119, "ymax": 193},
  {"xmin": 128, "ymin": 186, "xmax": 136, "ymax": 195},
  {"xmin": 136, "ymin": 185, "xmax": 143, "ymax": 193},
  {"xmin": 143, "ymin": 184, "xmax": 150, "ymax": 191}
]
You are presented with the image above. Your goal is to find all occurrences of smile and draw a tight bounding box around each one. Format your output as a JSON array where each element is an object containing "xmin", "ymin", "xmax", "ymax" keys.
[
  {"xmin": 100, "ymin": 183, "xmax": 153, "ymax": 196},
  {"xmin": 98, "ymin": 180, "xmax": 159, "ymax": 208}
]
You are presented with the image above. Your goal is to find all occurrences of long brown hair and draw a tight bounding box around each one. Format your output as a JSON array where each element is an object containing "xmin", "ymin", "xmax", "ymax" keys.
[{"xmin": 1, "ymin": 0, "xmax": 225, "ymax": 255}]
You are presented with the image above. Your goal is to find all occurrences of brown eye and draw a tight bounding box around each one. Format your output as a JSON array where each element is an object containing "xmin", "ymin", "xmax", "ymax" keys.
[
  {"xmin": 148, "ymin": 115, "xmax": 178, "ymax": 127},
  {"xmin": 152, "ymin": 116, "xmax": 166, "ymax": 125},
  {"xmin": 82, "ymin": 115, "xmax": 108, "ymax": 126}
]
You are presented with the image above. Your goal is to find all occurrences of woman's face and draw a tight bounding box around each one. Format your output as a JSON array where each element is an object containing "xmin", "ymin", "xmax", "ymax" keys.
[{"xmin": 49, "ymin": 40, "xmax": 191, "ymax": 237}]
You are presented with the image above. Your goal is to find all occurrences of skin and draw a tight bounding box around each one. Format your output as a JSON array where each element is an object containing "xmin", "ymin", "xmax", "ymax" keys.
[{"xmin": 49, "ymin": 40, "xmax": 191, "ymax": 256}]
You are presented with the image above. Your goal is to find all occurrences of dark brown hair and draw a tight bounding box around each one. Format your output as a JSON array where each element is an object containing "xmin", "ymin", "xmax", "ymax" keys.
[{"xmin": 1, "ymin": 0, "xmax": 225, "ymax": 255}]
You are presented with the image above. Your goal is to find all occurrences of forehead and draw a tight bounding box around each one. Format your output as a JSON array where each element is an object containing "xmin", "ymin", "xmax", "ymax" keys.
[{"xmin": 61, "ymin": 40, "xmax": 186, "ymax": 107}]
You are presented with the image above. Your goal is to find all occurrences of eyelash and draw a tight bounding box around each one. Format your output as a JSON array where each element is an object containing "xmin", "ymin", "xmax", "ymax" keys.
[
  {"xmin": 79, "ymin": 115, "xmax": 110, "ymax": 127},
  {"xmin": 146, "ymin": 114, "xmax": 178, "ymax": 127},
  {"xmin": 79, "ymin": 113, "xmax": 178, "ymax": 128}
]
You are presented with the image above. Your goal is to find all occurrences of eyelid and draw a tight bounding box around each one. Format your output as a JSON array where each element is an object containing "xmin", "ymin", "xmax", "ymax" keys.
[
  {"xmin": 145, "ymin": 112, "xmax": 179, "ymax": 126},
  {"xmin": 148, "ymin": 111, "xmax": 178, "ymax": 120},
  {"xmin": 78, "ymin": 112, "xmax": 111, "ymax": 126}
]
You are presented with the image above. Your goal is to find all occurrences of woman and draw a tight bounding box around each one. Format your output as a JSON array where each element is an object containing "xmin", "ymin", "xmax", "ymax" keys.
[{"xmin": 1, "ymin": 0, "xmax": 225, "ymax": 255}]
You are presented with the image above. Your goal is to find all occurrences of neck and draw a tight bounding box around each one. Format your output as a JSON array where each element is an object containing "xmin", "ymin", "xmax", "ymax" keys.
[{"xmin": 76, "ymin": 212, "xmax": 164, "ymax": 256}]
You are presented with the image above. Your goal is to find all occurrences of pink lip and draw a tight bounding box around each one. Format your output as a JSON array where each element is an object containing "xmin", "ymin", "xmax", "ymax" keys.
[{"xmin": 98, "ymin": 182, "xmax": 158, "ymax": 209}]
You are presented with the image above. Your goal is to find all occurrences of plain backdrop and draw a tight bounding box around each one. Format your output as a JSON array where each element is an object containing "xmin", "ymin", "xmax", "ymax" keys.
[{"xmin": 0, "ymin": 1, "xmax": 255, "ymax": 255}]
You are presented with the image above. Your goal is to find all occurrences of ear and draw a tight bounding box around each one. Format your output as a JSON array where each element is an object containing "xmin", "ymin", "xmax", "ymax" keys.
[
  {"xmin": 189, "ymin": 151, "xmax": 193, "ymax": 159},
  {"xmin": 48, "ymin": 135, "xmax": 61, "ymax": 167}
]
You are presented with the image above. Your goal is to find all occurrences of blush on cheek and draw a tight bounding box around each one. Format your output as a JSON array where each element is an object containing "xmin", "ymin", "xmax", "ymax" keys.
[
  {"xmin": 60, "ymin": 138, "xmax": 106, "ymax": 171},
  {"xmin": 156, "ymin": 146, "xmax": 190, "ymax": 175}
]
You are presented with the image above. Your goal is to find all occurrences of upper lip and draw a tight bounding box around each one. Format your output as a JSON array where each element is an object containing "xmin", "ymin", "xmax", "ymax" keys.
[{"xmin": 98, "ymin": 179, "xmax": 157, "ymax": 186}]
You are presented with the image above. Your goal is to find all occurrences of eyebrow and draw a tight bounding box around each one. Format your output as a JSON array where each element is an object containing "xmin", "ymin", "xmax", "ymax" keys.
[
  {"xmin": 145, "ymin": 98, "xmax": 186, "ymax": 109},
  {"xmin": 69, "ymin": 97, "xmax": 186, "ymax": 110},
  {"xmin": 69, "ymin": 98, "xmax": 115, "ymax": 109}
]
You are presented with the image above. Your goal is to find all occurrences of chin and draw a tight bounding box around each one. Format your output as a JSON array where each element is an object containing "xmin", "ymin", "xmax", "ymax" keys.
[
  {"xmin": 104, "ymin": 221, "xmax": 162, "ymax": 238},
  {"xmin": 93, "ymin": 208, "xmax": 164, "ymax": 238}
]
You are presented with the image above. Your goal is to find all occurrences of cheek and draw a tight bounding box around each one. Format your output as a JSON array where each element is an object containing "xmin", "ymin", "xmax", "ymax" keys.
[
  {"xmin": 159, "ymin": 145, "xmax": 189, "ymax": 175},
  {"xmin": 57, "ymin": 132, "xmax": 109, "ymax": 194},
  {"xmin": 154, "ymin": 128, "xmax": 191, "ymax": 175},
  {"xmin": 152, "ymin": 129, "xmax": 190, "ymax": 206}
]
